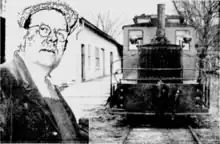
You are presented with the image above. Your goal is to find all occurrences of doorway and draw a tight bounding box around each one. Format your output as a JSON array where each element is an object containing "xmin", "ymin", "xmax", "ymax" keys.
[
  {"xmin": 101, "ymin": 48, "xmax": 105, "ymax": 76},
  {"xmin": 110, "ymin": 52, "xmax": 113, "ymax": 74},
  {"xmin": 81, "ymin": 44, "xmax": 85, "ymax": 81}
]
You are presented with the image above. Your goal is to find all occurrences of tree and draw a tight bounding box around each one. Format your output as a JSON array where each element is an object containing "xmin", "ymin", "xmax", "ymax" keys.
[
  {"xmin": 92, "ymin": 11, "xmax": 124, "ymax": 40},
  {"xmin": 172, "ymin": 0, "xmax": 219, "ymax": 74}
]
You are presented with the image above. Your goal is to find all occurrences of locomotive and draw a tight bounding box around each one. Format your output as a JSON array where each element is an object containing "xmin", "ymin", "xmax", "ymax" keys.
[{"xmin": 108, "ymin": 4, "xmax": 210, "ymax": 116}]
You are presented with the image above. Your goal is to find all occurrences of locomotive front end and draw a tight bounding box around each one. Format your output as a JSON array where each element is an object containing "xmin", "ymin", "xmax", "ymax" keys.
[{"xmin": 109, "ymin": 4, "xmax": 210, "ymax": 116}]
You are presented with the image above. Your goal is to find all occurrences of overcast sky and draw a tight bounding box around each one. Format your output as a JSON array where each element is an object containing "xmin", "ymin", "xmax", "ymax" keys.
[
  {"xmin": 74, "ymin": 0, "xmax": 177, "ymax": 43},
  {"xmin": 73, "ymin": 0, "xmax": 176, "ymax": 22}
]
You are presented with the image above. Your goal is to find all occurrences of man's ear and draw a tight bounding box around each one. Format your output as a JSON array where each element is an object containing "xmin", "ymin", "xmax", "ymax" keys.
[{"xmin": 19, "ymin": 38, "xmax": 27, "ymax": 52}]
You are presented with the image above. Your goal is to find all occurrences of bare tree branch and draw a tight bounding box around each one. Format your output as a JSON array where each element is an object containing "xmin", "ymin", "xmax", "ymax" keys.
[
  {"xmin": 172, "ymin": 0, "xmax": 219, "ymax": 72},
  {"xmin": 172, "ymin": 0, "xmax": 219, "ymax": 54},
  {"xmin": 92, "ymin": 11, "xmax": 125, "ymax": 39}
]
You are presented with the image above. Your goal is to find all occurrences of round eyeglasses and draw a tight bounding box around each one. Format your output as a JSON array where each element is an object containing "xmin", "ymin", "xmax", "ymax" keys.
[{"xmin": 29, "ymin": 24, "xmax": 68, "ymax": 42}]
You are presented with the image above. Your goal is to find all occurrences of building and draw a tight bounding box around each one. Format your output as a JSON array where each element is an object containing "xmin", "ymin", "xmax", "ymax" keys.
[{"xmin": 51, "ymin": 17, "xmax": 123, "ymax": 84}]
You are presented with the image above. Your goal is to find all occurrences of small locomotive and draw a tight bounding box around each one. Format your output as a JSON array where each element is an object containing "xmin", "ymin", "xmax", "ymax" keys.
[{"xmin": 108, "ymin": 4, "xmax": 210, "ymax": 116}]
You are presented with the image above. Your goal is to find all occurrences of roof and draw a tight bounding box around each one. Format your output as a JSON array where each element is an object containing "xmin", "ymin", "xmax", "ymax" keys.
[
  {"xmin": 79, "ymin": 17, "xmax": 123, "ymax": 57},
  {"xmin": 122, "ymin": 22, "xmax": 195, "ymax": 29},
  {"xmin": 126, "ymin": 14, "xmax": 191, "ymax": 29},
  {"xmin": 133, "ymin": 14, "xmax": 182, "ymax": 23}
]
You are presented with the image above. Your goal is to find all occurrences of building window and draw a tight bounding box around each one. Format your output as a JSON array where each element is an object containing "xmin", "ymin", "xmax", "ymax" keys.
[
  {"xmin": 95, "ymin": 47, "xmax": 100, "ymax": 69},
  {"xmin": 88, "ymin": 44, "xmax": 91, "ymax": 68},
  {"xmin": 176, "ymin": 30, "xmax": 190, "ymax": 50},
  {"xmin": 128, "ymin": 30, "xmax": 143, "ymax": 50}
]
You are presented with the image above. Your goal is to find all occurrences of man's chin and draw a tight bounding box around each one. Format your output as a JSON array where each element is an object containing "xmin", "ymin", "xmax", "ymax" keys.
[
  {"xmin": 38, "ymin": 62, "xmax": 60, "ymax": 71},
  {"xmin": 29, "ymin": 52, "xmax": 62, "ymax": 69},
  {"xmin": 35, "ymin": 57, "xmax": 59, "ymax": 69}
]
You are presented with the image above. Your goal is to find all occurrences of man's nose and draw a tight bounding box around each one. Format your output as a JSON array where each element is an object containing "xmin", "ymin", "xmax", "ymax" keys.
[{"xmin": 47, "ymin": 31, "xmax": 58, "ymax": 43}]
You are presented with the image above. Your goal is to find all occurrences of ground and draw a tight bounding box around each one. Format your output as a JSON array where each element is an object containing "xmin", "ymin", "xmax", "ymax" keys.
[{"xmin": 61, "ymin": 74, "xmax": 220, "ymax": 143}]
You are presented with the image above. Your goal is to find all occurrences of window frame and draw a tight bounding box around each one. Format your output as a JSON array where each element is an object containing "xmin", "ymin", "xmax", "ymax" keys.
[
  {"xmin": 128, "ymin": 29, "xmax": 144, "ymax": 51},
  {"xmin": 95, "ymin": 46, "xmax": 100, "ymax": 69},
  {"xmin": 175, "ymin": 30, "xmax": 191, "ymax": 51},
  {"xmin": 88, "ymin": 44, "xmax": 91, "ymax": 69}
]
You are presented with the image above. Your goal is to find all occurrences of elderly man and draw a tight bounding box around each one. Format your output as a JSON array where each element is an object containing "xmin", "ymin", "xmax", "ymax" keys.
[{"xmin": 0, "ymin": 2, "xmax": 88, "ymax": 143}]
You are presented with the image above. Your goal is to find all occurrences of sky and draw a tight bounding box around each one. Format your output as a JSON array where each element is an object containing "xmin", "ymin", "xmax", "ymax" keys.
[
  {"xmin": 73, "ymin": 0, "xmax": 177, "ymax": 42},
  {"xmin": 2, "ymin": 0, "xmax": 177, "ymax": 59},
  {"xmin": 71, "ymin": 0, "xmax": 177, "ymax": 42},
  {"xmin": 73, "ymin": 0, "xmax": 176, "ymax": 23}
]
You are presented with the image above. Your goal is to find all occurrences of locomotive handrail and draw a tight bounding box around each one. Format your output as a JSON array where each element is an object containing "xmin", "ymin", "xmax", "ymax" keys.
[
  {"xmin": 108, "ymin": 108, "xmax": 210, "ymax": 116},
  {"xmin": 110, "ymin": 53, "xmax": 140, "ymax": 96},
  {"xmin": 111, "ymin": 67, "xmax": 202, "ymax": 84},
  {"xmin": 117, "ymin": 68, "xmax": 198, "ymax": 70}
]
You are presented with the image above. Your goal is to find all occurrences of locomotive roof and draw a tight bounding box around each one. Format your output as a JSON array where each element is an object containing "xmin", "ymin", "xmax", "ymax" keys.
[
  {"xmin": 122, "ymin": 22, "xmax": 195, "ymax": 29},
  {"xmin": 133, "ymin": 14, "xmax": 183, "ymax": 23},
  {"xmin": 125, "ymin": 14, "xmax": 195, "ymax": 29}
]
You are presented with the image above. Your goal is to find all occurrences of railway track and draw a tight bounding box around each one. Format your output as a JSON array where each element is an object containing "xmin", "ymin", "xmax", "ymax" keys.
[
  {"xmin": 121, "ymin": 122, "xmax": 203, "ymax": 144},
  {"xmin": 188, "ymin": 126, "xmax": 203, "ymax": 144}
]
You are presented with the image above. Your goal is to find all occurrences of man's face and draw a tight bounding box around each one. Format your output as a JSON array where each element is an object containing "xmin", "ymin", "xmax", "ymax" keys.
[{"xmin": 23, "ymin": 10, "xmax": 68, "ymax": 69}]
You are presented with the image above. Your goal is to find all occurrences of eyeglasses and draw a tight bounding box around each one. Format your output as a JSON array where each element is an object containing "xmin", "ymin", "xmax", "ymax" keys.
[{"xmin": 29, "ymin": 24, "xmax": 68, "ymax": 42}]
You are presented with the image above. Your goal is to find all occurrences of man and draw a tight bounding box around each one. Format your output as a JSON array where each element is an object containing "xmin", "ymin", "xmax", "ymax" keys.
[{"xmin": 0, "ymin": 2, "xmax": 88, "ymax": 143}]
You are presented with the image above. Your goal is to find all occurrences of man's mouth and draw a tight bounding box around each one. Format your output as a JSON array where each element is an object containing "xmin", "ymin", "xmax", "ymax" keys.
[{"xmin": 40, "ymin": 49, "xmax": 55, "ymax": 54}]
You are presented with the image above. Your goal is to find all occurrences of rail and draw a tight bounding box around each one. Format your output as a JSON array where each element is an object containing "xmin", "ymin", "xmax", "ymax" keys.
[
  {"xmin": 120, "ymin": 118, "xmax": 204, "ymax": 144},
  {"xmin": 188, "ymin": 126, "xmax": 203, "ymax": 144}
]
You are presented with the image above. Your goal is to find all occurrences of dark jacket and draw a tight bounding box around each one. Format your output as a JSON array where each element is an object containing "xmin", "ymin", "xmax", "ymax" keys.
[{"xmin": 0, "ymin": 52, "xmax": 88, "ymax": 143}]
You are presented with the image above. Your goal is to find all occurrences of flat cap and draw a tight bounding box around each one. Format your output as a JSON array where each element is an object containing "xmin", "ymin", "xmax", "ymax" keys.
[{"xmin": 18, "ymin": 1, "xmax": 79, "ymax": 34}]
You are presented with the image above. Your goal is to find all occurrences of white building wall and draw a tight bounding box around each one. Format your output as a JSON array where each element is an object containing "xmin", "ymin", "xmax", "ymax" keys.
[
  {"xmin": 51, "ymin": 23, "xmax": 121, "ymax": 84},
  {"xmin": 51, "ymin": 33, "xmax": 80, "ymax": 84},
  {"xmin": 77, "ymin": 26, "xmax": 121, "ymax": 80}
]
